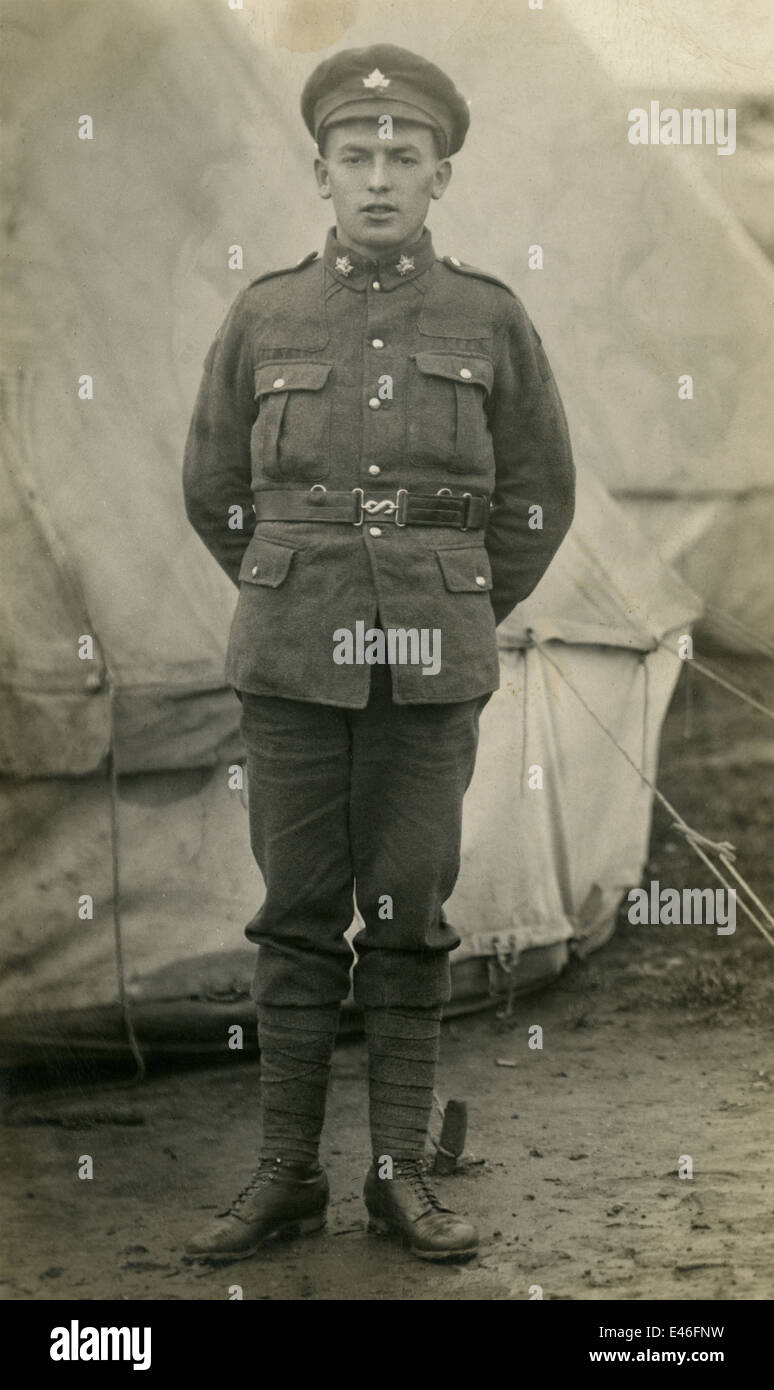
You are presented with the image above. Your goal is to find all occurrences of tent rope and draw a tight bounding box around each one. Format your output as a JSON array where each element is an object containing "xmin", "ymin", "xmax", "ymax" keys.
[
  {"xmin": 641, "ymin": 653, "xmax": 649, "ymax": 771},
  {"xmin": 520, "ymin": 651, "xmax": 529, "ymax": 799},
  {"xmin": 683, "ymin": 657, "xmax": 694, "ymax": 739},
  {"xmin": 658, "ymin": 641, "xmax": 774, "ymax": 721},
  {"xmin": 107, "ymin": 678, "xmax": 146, "ymax": 1082},
  {"xmin": 531, "ymin": 636, "xmax": 774, "ymax": 950},
  {"xmin": 4, "ymin": 678, "xmax": 147, "ymax": 1113},
  {"xmin": 701, "ymin": 603, "xmax": 774, "ymax": 660}
]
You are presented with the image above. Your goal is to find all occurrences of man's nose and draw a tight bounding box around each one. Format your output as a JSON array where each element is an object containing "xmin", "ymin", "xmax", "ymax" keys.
[{"xmin": 367, "ymin": 157, "xmax": 392, "ymax": 191}]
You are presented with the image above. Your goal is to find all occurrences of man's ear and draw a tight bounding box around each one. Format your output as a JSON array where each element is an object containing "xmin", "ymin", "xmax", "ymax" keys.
[
  {"xmin": 431, "ymin": 158, "xmax": 452, "ymax": 201},
  {"xmin": 314, "ymin": 155, "xmax": 332, "ymax": 200}
]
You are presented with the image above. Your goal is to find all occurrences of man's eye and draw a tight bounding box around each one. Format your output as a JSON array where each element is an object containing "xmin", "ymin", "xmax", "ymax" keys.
[
  {"xmin": 341, "ymin": 156, "xmax": 361, "ymax": 164},
  {"xmin": 398, "ymin": 157, "xmax": 417, "ymax": 166}
]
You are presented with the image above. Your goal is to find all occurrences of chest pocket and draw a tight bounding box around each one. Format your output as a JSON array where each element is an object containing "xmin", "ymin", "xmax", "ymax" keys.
[
  {"xmin": 252, "ymin": 361, "xmax": 333, "ymax": 483},
  {"xmin": 408, "ymin": 353, "xmax": 494, "ymax": 473}
]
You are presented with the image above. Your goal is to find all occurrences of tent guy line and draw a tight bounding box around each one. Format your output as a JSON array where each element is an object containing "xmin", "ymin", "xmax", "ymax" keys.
[
  {"xmin": 107, "ymin": 678, "xmax": 147, "ymax": 1083},
  {"xmin": 657, "ymin": 642, "xmax": 774, "ymax": 722},
  {"xmin": 530, "ymin": 637, "xmax": 774, "ymax": 952},
  {"xmin": 700, "ymin": 605, "xmax": 774, "ymax": 661}
]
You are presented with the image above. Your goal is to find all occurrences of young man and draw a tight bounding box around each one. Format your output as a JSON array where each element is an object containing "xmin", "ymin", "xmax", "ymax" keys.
[{"xmin": 182, "ymin": 44, "xmax": 575, "ymax": 1264}]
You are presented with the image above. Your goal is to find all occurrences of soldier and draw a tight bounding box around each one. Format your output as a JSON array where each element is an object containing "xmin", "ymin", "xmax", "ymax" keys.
[{"xmin": 182, "ymin": 43, "xmax": 575, "ymax": 1264}]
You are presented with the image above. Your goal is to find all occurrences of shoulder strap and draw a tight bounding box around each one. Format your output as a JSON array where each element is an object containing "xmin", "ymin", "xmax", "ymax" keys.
[
  {"xmin": 440, "ymin": 255, "xmax": 515, "ymax": 297},
  {"xmin": 248, "ymin": 250, "xmax": 319, "ymax": 288}
]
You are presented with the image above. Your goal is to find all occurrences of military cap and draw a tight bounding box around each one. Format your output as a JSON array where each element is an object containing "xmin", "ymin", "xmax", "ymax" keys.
[{"xmin": 301, "ymin": 44, "xmax": 470, "ymax": 157}]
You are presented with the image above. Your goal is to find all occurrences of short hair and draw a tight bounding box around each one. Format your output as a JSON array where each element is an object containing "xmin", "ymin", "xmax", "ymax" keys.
[{"xmin": 317, "ymin": 124, "xmax": 447, "ymax": 160}]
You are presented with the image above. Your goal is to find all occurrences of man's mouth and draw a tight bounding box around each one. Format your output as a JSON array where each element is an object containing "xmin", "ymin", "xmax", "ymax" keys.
[{"xmin": 361, "ymin": 203, "xmax": 398, "ymax": 215}]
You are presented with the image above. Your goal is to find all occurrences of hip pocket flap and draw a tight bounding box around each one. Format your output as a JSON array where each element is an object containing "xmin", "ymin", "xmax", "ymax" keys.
[
  {"xmin": 413, "ymin": 352, "xmax": 494, "ymax": 393},
  {"xmin": 254, "ymin": 361, "xmax": 332, "ymax": 399},
  {"xmin": 436, "ymin": 547, "xmax": 493, "ymax": 592},
  {"xmin": 239, "ymin": 537, "xmax": 297, "ymax": 587}
]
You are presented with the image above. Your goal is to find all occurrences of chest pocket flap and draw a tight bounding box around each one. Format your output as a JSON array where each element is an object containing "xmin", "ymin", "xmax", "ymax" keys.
[
  {"xmin": 254, "ymin": 361, "xmax": 332, "ymax": 399},
  {"xmin": 252, "ymin": 362, "xmax": 333, "ymax": 482},
  {"xmin": 408, "ymin": 354, "xmax": 495, "ymax": 472},
  {"xmin": 239, "ymin": 537, "xmax": 297, "ymax": 587},
  {"xmin": 436, "ymin": 546, "xmax": 493, "ymax": 592},
  {"xmin": 413, "ymin": 353, "xmax": 494, "ymax": 394}
]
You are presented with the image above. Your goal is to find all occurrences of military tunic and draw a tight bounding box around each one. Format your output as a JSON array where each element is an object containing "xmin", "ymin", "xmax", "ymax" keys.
[{"xmin": 183, "ymin": 226, "xmax": 575, "ymax": 706}]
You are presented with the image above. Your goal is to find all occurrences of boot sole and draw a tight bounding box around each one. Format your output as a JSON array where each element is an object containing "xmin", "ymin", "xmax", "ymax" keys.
[
  {"xmin": 184, "ymin": 1213, "xmax": 327, "ymax": 1264},
  {"xmin": 367, "ymin": 1215, "xmax": 478, "ymax": 1262}
]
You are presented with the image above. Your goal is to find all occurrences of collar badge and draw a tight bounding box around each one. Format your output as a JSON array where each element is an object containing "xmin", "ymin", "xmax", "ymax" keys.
[
  {"xmin": 335, "ymin": 255, "xmax": 354, "ymax": 277},
  {"xmin": 363, "ymin": 68, "xmax": 390, "ymax": 89},
  {"xmin": 395, "ymin": 255, "xmax": 415, "ymax": 277}
]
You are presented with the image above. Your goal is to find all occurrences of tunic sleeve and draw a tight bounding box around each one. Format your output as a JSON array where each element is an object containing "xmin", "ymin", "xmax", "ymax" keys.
[
  {"xmin": 182, "ymin": 292, "xmax": 256, "ymax": 587},
  {"xmin": 485, "ymin": 297, "xmax": 576, "ymax": 625}
]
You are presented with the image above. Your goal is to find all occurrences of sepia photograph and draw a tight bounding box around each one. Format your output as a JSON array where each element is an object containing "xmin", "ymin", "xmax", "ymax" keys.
[{"xmin": 1, "ymin": 0, "xmax": 772, "ymax": 1339}]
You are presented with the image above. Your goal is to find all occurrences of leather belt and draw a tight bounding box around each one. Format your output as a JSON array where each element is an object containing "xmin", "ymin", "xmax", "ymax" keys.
[{"xmin": 252, "ymin": 486, "xmax": 490, "ymax": 530}]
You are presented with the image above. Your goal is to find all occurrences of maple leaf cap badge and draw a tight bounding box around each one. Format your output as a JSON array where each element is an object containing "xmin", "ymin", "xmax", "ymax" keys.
[{"xmin": 363, "ymin": 68, "xmax": 391, "ymax": 90}]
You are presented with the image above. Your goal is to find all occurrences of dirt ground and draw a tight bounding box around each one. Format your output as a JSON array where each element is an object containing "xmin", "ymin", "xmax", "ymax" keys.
[{"xmin": 1, "ymin": 657, "xmax": 773, "ymax": 1301}]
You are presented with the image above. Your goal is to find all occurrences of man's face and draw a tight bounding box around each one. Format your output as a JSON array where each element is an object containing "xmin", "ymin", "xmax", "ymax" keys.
[{"xmin": 314, "ymin": 119, "xmax": 451, "ymax": 259}]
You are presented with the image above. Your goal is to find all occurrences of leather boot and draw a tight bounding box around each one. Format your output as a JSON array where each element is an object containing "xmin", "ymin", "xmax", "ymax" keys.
[
  {"xmin": 185, "ymin": 1157, "xmax": 328, "ymax": 1262},
  {"xmin": 364, "ymin": 1157, "xmax": 478, "ymax": 1262}
]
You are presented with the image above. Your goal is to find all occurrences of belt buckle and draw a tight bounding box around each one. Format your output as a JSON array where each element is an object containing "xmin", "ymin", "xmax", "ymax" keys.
[{"xmin": 351, "ymin": 488, "xmax": 408, "ymax": 527}]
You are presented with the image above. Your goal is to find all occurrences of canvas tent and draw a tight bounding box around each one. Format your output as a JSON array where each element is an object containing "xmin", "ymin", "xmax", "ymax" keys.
[{"xmin": 0, "ymin": 0, "xmax": 746, "ymax": 1060}]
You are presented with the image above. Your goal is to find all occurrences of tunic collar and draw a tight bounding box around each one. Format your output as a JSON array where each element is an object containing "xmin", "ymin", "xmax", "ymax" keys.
[{"xmin": 323, "ymin": 225, "xmax": 435, "ymax": 291}]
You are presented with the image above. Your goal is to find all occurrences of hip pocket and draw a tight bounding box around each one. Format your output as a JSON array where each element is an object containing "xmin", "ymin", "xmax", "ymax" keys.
[
  {"xmin": 435, "ymin": 544, "xmax": 493, "ymax": 594},
  {"xmin": 238, "ymin": 534, "xmax": 299, "ymax": 588}
]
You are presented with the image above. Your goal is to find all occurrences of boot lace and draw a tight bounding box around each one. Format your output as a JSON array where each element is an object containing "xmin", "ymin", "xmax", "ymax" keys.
[
  {"xmin": 229, "ymin": 1157, "xmax": 281, "ymax": 1213},
  {"xmin": 392, "ymin": 1158, "xmax": 446, "ymax": 1213}
]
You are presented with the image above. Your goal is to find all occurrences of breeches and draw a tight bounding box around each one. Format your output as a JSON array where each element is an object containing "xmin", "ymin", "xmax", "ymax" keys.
[{"xmin": 240, "ymin": 663, "xmax": 486, "ymax": 1009}]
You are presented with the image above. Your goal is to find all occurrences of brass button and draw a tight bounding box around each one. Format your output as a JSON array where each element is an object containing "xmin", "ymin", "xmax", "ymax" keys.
[
  {"xmin": 251, "ymin": 565, "xmax": 259, "ymax": 577},
  {"xmin": 272, "ymin": 377, "xmax": 285, "ymax": 389},
  {"xmin": 368, "ymin": 464, "xmax": 381, "ymax": 476},
  {"xmin": 368, "ymin": 397, "xmax": 381, "ymax": 410},
  {"xmin": 450, "ymin": 257, "xmax": 461, "ymax": 267},
  {"xmin": 372, "ymin": 280, "xmax": 381, "ymax": 291},
  {"xmin": 369, "ymin": 526, "xmax": 383, "ymax": 537},
  {"xmin": 371, "ymin": 338, "xmax": 384, "ymax": 349},
  {"xmin": 475, "ymin": 575, "xmax": 487, "ymax": 587},
  {"xmin": 459, "ymin": 367, "xmax": 472, "ymax": 380}
]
